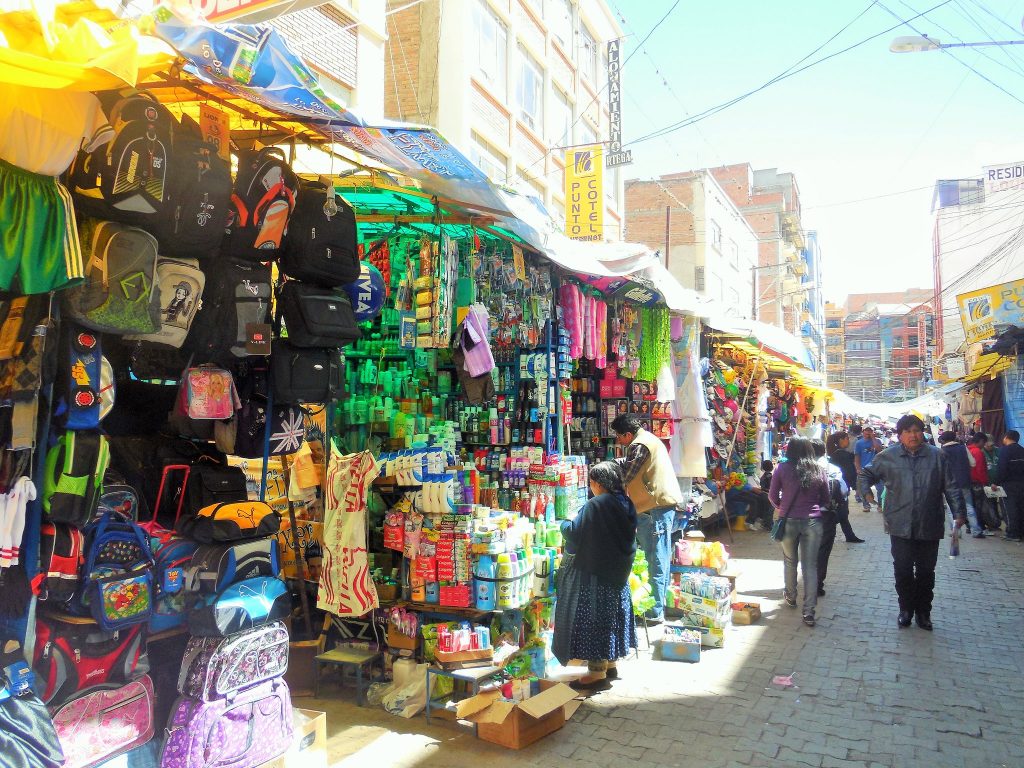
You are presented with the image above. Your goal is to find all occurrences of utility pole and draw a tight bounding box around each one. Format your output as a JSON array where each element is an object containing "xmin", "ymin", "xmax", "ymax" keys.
[{"xmin": 664, "ymin": 206, "xmax": 671, "ymax": 269}]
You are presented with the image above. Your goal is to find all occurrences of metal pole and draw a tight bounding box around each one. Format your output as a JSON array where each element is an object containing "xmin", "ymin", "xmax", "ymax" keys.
[{"xmin": 664, "ymin": 206, "xmax": 671, "ymax": 269}]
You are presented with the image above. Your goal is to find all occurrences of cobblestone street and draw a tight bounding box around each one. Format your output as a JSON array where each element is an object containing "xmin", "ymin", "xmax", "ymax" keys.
[{"xmin": 302, "ymin": 514, "xmax": 1024, "ymax": 767}]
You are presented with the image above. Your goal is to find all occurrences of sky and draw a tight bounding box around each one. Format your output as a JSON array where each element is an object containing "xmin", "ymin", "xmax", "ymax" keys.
[{"xmin": 614, "ymin": 0, "xmax": 1024, "ymax": 303}]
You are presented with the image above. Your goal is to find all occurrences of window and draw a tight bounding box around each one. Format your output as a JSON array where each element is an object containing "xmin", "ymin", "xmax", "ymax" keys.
[
  {"xmin": 473, "ymin": 1, "xmax": 507, "ymax": 94},
  {"xmin": 695, "ymin": 265, "xmax": 705, "ymax": 292},
  {"xmin": 605, "ymin": 166, "xmax": 618, "ymax": 206},
  {"xmin": 580, "ymin": 120, "xmax": 597, "ymax": 147},
  {"xmin": 550, "ymin": 88, "xmax": 572, "ymax": 145},
  {"xmin": 826, "ymin": 318, "xmax": 842, "ymax": 329},
  {"xmin": 579, "ymin": 24, "xmax": 597, "ymax": 84},
  {"xmin": 908, "ymin": 335, "xmax": 918, "ymax": 347},
  {"xmin": 728, "ymin": 238, "xmax": 738, "ymax": 268},
  {"xmin": 892, "ymin": 338, "xmax": 903, "ymax": 349},
  {"xmin": 516, "ymin": 46, "xmax": 544, "ymax": 131},
  {"xmin": 709, "ymin": 221, "xmax": 722, "ymax": 251},
  {"xmin": 827, "ymin": 353, "xmax": 842, "ymax": 365},
  {"xmin": 469, "ymin": 133, "xmax": 507, "ymax": 182},
  {"xmin": 548, "ymin": 0, "xmax": 573, "ymax": 50}
]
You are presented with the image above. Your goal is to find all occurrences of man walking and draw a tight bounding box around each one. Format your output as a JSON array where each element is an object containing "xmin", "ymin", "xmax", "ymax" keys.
[
  {"xmin": 862, "ymin": 415, "xmax": 965, "ymax": 631},
  {"xmin": 993, "ymin": 430, "xmax": 1024, "ymax": 542},
  {"xmin": 854, "ymin": 427, "xmax": 884, "ymax": 512},
  {"xmin": 612, "ymin": 414, "xmax": 683, "ymax": 624},
  {"xmin": 938, "ymin": 431, "xmax": 985, "ymax": 539}
]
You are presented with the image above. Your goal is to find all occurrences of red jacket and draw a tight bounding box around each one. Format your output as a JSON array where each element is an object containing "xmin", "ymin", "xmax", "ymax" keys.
[{"xmin": 968, "ymin": 443, "xmax": 988, "ymax": 484}]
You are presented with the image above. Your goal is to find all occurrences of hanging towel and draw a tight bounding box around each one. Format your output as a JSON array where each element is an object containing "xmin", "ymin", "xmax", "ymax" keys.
[
  {"xmin": 560, "ymin": 283, "xmax": 583, "ymax": 360},
  {"xmin": 595, "ymin": 300, "xmax": 608, "ymax": 369}
]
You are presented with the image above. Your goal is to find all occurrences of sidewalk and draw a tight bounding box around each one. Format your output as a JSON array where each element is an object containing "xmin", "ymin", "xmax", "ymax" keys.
[{"xmin": 301, "ymin": 516, "xmax": 1024, "ymax": 767}]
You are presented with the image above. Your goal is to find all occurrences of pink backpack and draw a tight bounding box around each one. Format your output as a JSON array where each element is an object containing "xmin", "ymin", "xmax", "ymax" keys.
[
  {"xmin": 178, "ymin": 366, "xmax": 241, "ymax": 420},
  {"xmin": 51, "ymin": 675, "xmax": 155, "ymax": 768},
  {"xmin": 674, "ymin": 539, "xmax": 692, "ymax": 566}
]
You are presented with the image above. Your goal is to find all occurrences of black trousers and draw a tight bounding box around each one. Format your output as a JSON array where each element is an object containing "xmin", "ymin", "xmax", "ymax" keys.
[
  {"xmin": 817, "ymin": 511, "xmax": 837, "ymax": 589},
  {"xmin": 1004, "ymin": 481, "xmax": 1024, "ymax": 539},
  {"xmin": 835, "ymin": 498, "xmax": 858, "ymax": 541},
  {"xmin": 889, "ymin": 536, "xmax": 940, "ymax": 614}
]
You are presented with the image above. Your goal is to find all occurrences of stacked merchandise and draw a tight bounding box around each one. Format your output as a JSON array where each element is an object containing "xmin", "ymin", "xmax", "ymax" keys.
[
  {"xmin": 704, "ymin": 353, "xmax": 760, "ymax": 489},
  {"xmin": 665, "ymin": 570, "xmax": 733, "ymax": 650}
]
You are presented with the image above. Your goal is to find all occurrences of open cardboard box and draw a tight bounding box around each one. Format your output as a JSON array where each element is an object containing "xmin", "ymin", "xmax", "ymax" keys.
[
  {"xmin": 455, "ymin": 679, "xmax": 582, "ymax": 749},
  {"xmin": 435, "ymin": 647, "xmax": 494, "ymax": 669},
  {"xmin": 259, "ymin": 709, "xmax": 327, "ymax": 768}
]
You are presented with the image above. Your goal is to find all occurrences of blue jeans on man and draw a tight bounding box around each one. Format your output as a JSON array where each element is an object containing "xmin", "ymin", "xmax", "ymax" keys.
[{"xmin": 636, "ymin": 505, "xmax": 675, "ymax": 620}]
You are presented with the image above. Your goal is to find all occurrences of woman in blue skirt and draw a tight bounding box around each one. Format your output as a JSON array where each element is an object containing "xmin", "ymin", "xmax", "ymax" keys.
[{"xmin": 553, "ymin": 461, "xmax": 638, "ymax": 690}]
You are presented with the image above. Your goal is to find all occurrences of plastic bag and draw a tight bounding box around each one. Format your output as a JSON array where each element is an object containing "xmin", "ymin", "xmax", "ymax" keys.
[{"xmin": 382, "ymin": 663, "xmax": 429, "ymax": 718}]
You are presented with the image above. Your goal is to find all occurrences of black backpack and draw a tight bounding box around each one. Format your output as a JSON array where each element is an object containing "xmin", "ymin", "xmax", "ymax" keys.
[
  {"xmin": 279, "ymin": 180, "xmax": 359, "ymax": 286},
  {"xmin": 223, "ymin": 147, "xmax": 299, "ymax": 262},
  {"xmin": 153, "ymin": 119, "xmax": 232, "ymax": 260},
  {"xmin": 271, "ymin": 340, "xmax": 341, "ymax": 404},
  {"xmin": 277, "ymin": 281, "xmax": 361, "ymax": 348},
  {"xmin": 187, "ymin": 258, "xmax": 272, "ymax": 362},
  {"xmin": 69, "ymin": 92, "xmax": 176, "ymax": 225}
]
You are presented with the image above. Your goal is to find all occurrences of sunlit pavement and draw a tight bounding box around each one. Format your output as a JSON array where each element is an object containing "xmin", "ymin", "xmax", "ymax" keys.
[{"xmin": 299, "ymin": 516, "xmax": 1024, "ymax": 767}]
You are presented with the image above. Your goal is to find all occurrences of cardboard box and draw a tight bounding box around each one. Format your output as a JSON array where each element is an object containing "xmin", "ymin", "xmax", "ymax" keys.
[
  {"xmin": 284, "ymin": 640, "xmax": 319, "ymax": 697},
  {"xmin": 673, "ymin": 623, "xmax": 726, "ymax": 649},
  {"xmin": 387, "ymin": 625, "xmax": 418, "ymax": 652},
  {"xmin": 457, "ymin": 679, "xmax": 581, "ymax": 749},
  {"xmin": 435, "ymin": 647, "xmax": 494, "ymax": 669},
  {"xmin": 659, "ymin": 627, "xmax": 701, "ymax": 662},
  {"xmin": 259, "ymin": 709, "xmax": 327, "ymax": 768},
  {"xmin": 675, "ymin": 592, "xmax": 732, "ymax": 621},
  {"xmin": 732, "ymin": 602, "xmax": 762, "ymax": 625}
]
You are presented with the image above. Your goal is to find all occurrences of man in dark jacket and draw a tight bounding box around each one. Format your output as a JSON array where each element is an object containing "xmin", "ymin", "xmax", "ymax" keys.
[
  {"xmin": 994, "ymin": 430, "xmax": 1024, "ymax": 541},
  {"xmin": 862, "ymin": 415, "xmax": 966, "ymax": 631},
  {"xmin": 938, "ymin": 431, "xmax": 985, "ymax": 539}
]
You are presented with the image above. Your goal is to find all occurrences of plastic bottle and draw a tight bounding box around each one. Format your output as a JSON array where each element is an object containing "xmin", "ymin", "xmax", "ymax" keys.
[
  {"xmin": 475, "ymin": 554, "xmax": 496, "ymax": 610},
  {"xmin": 496, "ymin": 554, "xmax": 514, "ymax": 609}
]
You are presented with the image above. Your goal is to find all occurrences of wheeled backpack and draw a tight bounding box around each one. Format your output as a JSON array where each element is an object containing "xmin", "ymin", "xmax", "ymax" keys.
[
  {"xmin": 51, "ymin": 675, "xmax": 155, "ymax": 768},
  {"xmin": 187, "ymin": 258, "xmax": 272, "ymax": 362},
  {"xmin": 223, "ymin": 147, "xmax": 299, "ymax": 262},
  {"xmin": 279, "ymin": 180, "xmax": 359, "ymax": 286},
  {"xmin": 185, "ymin": 538, "xmax": 280, "ymax": 594},
  {"xmin": 177, "ymin": 621, "xmax": 289, "ymax": 701},
  {"xmin": 278, "ymin": 281, "xmax": 361, "ymax": 348},
  {"xmin": 42, "ymin": 431, "xmax": 110, "ymax": 528},
  {"xmin": 32, "ymin": 614, "xmax": 149, "ymax": 708},
  {"xmin": 271, "ymin": 339, "xmax": 341, "ymax": 404},
  {"xmin": 161, "ymin": 677, "xmax": 293, "ymax": 768},
  {"xmin": 124, "ymin": 256, "xmax": 205, "ymax": 349},
  {"xmin": 188, "ymin": 576, "xmax": 290, "ymax": 637},
  {"xmin": 62, "ymin": 219, "xmax": 160, "ymax": 335}
]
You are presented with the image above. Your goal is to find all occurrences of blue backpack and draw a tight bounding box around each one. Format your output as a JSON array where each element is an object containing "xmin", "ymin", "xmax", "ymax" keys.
[
  {"xmin": 187, "ymin": 576, "xmax": 290, "ymax": 638},
  {"xmin": 69, "ymin": 512, "xmax": 155, "ymax": 631},
  {"xmin": 149, "ymin": 536, "xmax": 201, "ymax": 634}
]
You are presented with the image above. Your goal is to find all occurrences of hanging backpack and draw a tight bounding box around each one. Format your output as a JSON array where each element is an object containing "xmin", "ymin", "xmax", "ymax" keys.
[
  {"xmin": 187, "ymin": 576, "xmax": 290, "ymax": 637},
  {"xmin": 69, "ymin": 91, "xmax": 175, "ymax": 224},
  {"xmin": 178, "ymin": 501, "xmax": 281, "ymax": 545},
  {"xmin": 63, "ymin": 219, "xmax": 160, "ymax": 335},
  {"xmin": 184, "ymin": 538, "xmax": 280, "ymax": 595},
  {"xmin": 0, "ymin": 639, "xmax": 65, "ymax": 768},
  {"xmin": 279, "ymin": 180, "xmax": 359, "ymax": 286},
  {"xmin": 57, "ymin": 326, "xmax": 104, "ymax": 431},
  {"xmin": 223, "ymin": 147, "xmax": 299, "ymax": 262},
  {"xmin": 161, "ymin": 678, "xmax": 293, "ymax": 768},
  {"xmin": 124, "ymin": 257, "xmax": 205, "ymax": 349},
  {"xmin": 270, "ymin": 340, "xmax": 341, "ymax": 404},
  {"xmin": 68, "ymin": 513, "xmax": 155, "ymax": 631},
  {"xmin": 50, "ymin": 675, "xmax": 155, "ymax": 768},
  {"xmin": 37, "ymin": 523, "xmax": 85, "ymax": 603},
  {"xmin": 42, "ymin": 432, "xmax": 110, "ymax": 528},
  {"xmin": 181, "ymin": 464, "xmax": 249, "ymax": 517},
  {"xmin": 177, "ymin": 621, "xmax": 289, "ymax": 701},
  {"xmin": 187, "ymin": 258, "xmax": 272, "ymax": 362},
  {"xmin": 153, "ymin": 121, "xmax": 232, "ymax": 259},
  {"xmin": 222, "ymin": 397, "xmax": 306, "ymax": 459},
  {"xmin": 278, "ymin": 281, "xmax": 361, "ymax": 348},
  {"xmin": 32, "ymin": 615, "xmax": 149, "ymax": 708}
]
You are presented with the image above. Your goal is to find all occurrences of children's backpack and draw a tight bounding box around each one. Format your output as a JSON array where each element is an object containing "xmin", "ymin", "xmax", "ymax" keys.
[
  {"xmin": 185, "ymin": 538, "xmax": 280, "ymax": 594},
  {"xmin": 32, "ymin": 614, "xmax": 149, "ymax": 708},
  {"xmin": 149, "ymin": 535, "xmax": 202, "ymax": 634},
  {"xmin": 57, "ymin": 325, "xmax": 104, "ymax": 431},
  {"xmin": 279, "ymin": 180, "xmax": 359, "ymax": 286},
  {"xmin": 153, "ymin": 123, "xmax": 232, "ymax": 260},
  {"xmin": 42, "ymin": 432, "xmax": 110, "ymax": 528},
  {"xmin": 68, "ymin": 512, "xmax": 155, "ymax": 631},
  {"xmin": 62, "ymin": 219, "xmax": 160, "ymax": 335},
  {"xmin": 177, "ymin": 621, "xmax": 289, "ymax": 701},
  {"xmin": 278, "ymin": 281, "xmax": 361, "ymax": 348},
  {"xmin": 187, "ymin": 576, "xmax": 290, "ymax": 638},
  {"xmin": 187, "ymin": 258, "xmax": 272, "ymax": 362},
  {"xmin": 178, "ymin": 501, "xmax": 281, "ymax": 545},
  {"xmin": 175, "ymin": 366, "xmax": 240, "ymax": 421},
  {"xmin": 270, "ymin": 340, "xmax": 341, "ymax": 404},
  {"xmin": 124, "ymin": 257, "xmax": 205, "ymax": 349},
  {"xmin": 69, "ymin": 91, "xmax": 175, "ymax": 223},
  {"xmin": 36, "ymin": 523, "xmax": 85, "ymax": 603},
  {"xmin": 223, "ymin": 147, "xmax": 299, "ymax": 262}
]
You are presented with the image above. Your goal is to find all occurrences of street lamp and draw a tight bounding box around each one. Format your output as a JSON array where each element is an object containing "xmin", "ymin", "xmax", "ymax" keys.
[{"xmin": 890, "ymin": 34, "xmax": 1024, "ymax": 52}]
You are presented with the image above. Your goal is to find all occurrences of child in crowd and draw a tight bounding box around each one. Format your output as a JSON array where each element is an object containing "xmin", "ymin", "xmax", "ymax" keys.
[{"xmin": 760, "ymin": 459, "xmax": 774, "ymax": 493}]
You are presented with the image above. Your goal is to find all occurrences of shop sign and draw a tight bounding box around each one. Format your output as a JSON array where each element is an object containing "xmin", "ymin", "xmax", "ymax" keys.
[
  {"xmin": 199, "ymin": 104, "xmax": 231, "ymax": 161},
  {"xmin": 983, "ymin": 161, "xmax": 1024, "ymax": 195},
  {"xmin": 605, "ymin": 40, "xmax": 632, "ymax": 168},
  {"xmin": 956, "ymin": 277, "xmax": 1024, "ymax": 343},
  {"xmin": 944, "ymin": 355, "xmax": 966, "ymax": 380},
  {"xmin": 181, "ymin": 0, "xmax": 327, "ymax": 23},
  {"xmin": 564, "ymin": 144, "xmax": 604, "ymax": 242}
]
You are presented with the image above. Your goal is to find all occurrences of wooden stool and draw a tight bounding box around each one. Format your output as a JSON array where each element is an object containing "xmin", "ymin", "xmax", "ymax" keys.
[{"xmin": 314, "ymin": 646, "xmax": 383, "ymax": 706}]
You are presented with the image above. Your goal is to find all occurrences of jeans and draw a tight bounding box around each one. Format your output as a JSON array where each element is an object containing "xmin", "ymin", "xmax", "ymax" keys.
[
  {"xmin": 890, "ymin": 536, "xmax": 940, "ymax": 614},
  {"xmin": 780, "ymin": 517, "xmax": 823, "ymax": 617},
  {"xmin": 945, "ymin": 487, "xmax": 981, "ymax": 535},
  {"xmin": 856, "ymin": 474, "xmax": 884, "ymax": 509},
  {"xmin": 636, "ymin": 505, "xmax": 675, "ymax": 619}
]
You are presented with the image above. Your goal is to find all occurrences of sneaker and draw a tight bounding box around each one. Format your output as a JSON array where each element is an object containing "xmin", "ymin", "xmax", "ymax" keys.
[
  {"xmin": 845, "ymin": 537, "xmax": 865, "ymax": 543},
  {"xmin": 983, "ymin": 530, "xmax": 997, "ymax": 536},
  {"xmin": 817, "ymin": 586, "xmax": 826, "ymax": 596},
  {"xmin": 802, "ymin": 614, "xmax": 816, "ymax": 627},
  {"xmin": 973, "ymin": 533, "xmax": 986, "ymax": 539},
  {"xmin": 1002, "ymin": 535, "xmax": 1023, "ymax": 542},
  {"xmin": 784, "ymin": 595, "xmax": 797, "ymax": 608}
]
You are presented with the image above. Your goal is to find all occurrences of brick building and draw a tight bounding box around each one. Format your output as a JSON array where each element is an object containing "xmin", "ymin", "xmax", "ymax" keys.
[{"xmin": 825, "ymin": 302, "xmax": 845, "ymax": 389}]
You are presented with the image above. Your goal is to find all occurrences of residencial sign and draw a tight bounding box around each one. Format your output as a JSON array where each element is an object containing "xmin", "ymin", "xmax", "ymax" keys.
[
  {"xmin": 983, "ymin": 161, "xmax": 1024, "ymax": 195},
  {"xmin": 564, "ymin": 144, "xmax": 604, "ymax": 242},
  {"xmin": 957, "ymin": 278, "xmax": 1024, "ymax": 343},
  {"xmin": 605, "ymin": 40, "xmax": 632, "ymax": 168},
  {"xmin": 179, "ymin": 0, "xmax": 330, "ymax": 23}
]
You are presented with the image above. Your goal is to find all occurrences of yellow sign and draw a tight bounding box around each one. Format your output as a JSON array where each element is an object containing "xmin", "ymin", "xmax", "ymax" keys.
[
  {"xmin": 199, "ymin": 104, "xmax": 231, "ymax": 162},
  {"xmin": 957, "ymin": 278, "xmax": 1024, "ymax": 344},
  {"xmin": 512, "ymin": 245, "xmax": 526, "ymax": 280},
  {"xmin": 564, "ymin": 144, "xmax": 604, "ymax": 242}
]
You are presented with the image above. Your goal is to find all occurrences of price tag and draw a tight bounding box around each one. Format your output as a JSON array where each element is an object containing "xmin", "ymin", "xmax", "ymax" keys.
[
  {"xmin": 246, "ymin": 323, "xmax": 273, "ymax": 356},
  {"xmin": 199, "ymin": 104, "xmax": 231, "ymax": 161}
]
